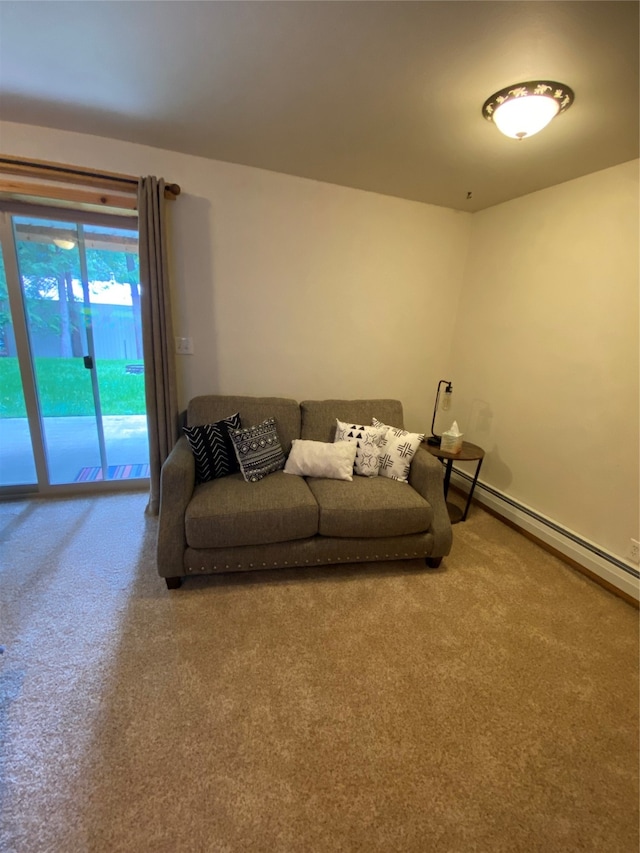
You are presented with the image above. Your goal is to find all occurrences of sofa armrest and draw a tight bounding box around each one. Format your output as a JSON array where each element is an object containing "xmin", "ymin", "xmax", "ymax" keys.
[
  {"xmin": 157, "ymin": 436, "xmax": 196, "ymax": 578},
  {"xmin": 409, "ymin": 446, "xmax": 453, "ymax": 558}
]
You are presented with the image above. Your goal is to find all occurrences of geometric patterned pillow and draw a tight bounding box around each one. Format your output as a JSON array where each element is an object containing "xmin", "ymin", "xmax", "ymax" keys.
[
  {"xmin": 334, "ymin": 419, "xmax": 387, "ymax": 477},
  {"xmin": 372, "ymin": 417, "xmax": 424, "ymax": 483},
  {"xmin": 183, "ymin": 412, "xmax": 241, "ymax": 483},
  {"xmin": 228, "ymin": 417, "xmax": 286, "ymax": 483}
]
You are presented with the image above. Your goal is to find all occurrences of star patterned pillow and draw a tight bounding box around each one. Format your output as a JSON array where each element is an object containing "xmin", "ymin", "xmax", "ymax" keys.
[{"xmin": 372, "ymin": 417, "xmax": 424, "ymax": 483}]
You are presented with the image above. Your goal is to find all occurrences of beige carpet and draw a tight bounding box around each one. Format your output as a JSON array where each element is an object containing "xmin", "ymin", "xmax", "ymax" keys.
[{"xmin": 0, "ymin": 492, "xmax": 638, "ymax": 853}]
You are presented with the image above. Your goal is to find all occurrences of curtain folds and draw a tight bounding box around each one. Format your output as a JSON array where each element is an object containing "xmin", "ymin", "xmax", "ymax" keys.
[{"xmin": 138, "ymin": 177, "xmax": 179, "ymax": 515}]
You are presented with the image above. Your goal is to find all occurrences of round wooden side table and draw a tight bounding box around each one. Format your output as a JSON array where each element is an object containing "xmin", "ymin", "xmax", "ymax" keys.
[{"xmin": 426, "ymin": 440, "xmax": 485, "ymax": 524}]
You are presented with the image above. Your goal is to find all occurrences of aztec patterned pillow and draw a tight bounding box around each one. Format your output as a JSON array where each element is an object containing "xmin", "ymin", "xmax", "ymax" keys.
[
  {"xmin": 372, "ymin": 417, "xmax": 424, "ymax": 483},
  {"xmin": 229, "ymin": 417, "xmax": 286, "ymax": 482},
  {"xmin": 334, "ymin": 419, "xmax": 387, "ymax": 477},
  {"xmin": 183, "ymin": 413, "xmax": 241, "ymax": 483}
]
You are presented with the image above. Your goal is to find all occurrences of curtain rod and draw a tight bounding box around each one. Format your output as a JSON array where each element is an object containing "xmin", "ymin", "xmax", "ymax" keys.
[{"xmin": 0, "ymin": 155, "xmax": 180, "ymax": 200}]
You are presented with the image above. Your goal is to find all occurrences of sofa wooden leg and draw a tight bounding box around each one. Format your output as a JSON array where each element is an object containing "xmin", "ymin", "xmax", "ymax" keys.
[
  {"xmin": 425, "ymin": 557, "xmax": 443, "ymax": 569},
  {"xmin": 165, "ymin": 577, "xmax": 182, "ymax": 590}
]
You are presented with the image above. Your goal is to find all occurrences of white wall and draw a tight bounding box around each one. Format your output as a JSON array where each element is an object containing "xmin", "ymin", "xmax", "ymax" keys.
[
  {"xmin": 0, "ymin": 121, "xmax": 471, "ymax": 432},
  {"xmin": 173, "ymin": 163, "xmax": 470, "ymax": 432},
  {"xmin": 448, "ymin": 160, "xmax": 639, "ymax": 563}
]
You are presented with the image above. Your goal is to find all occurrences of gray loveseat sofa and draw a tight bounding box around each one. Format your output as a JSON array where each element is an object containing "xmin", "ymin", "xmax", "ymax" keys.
[{"xmin": 157, "ymin": 395, "xmax": 453, "ymax": 589}]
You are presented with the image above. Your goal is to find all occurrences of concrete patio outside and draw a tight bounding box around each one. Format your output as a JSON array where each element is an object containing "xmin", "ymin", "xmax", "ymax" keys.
[{"xmin": 0, "ymin": 415, "xmax": 149, "ymax": 487}]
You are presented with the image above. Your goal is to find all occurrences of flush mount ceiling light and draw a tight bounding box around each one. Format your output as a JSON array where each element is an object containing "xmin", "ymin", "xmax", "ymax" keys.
[
  {"xmin": 53, "ymin": 238, "xmax": 76, "ymax": 250},
  {"xmin": 482, "ymin": 81, "xmax": 574, "ymax": 140}
]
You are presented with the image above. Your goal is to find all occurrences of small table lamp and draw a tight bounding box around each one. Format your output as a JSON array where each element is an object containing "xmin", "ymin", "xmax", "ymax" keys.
[{"xmin": 427, "ymin": 379, "xmax": 453, "ymax": 446}]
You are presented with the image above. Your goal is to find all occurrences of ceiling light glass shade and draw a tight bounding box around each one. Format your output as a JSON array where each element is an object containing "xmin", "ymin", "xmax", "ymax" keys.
[
  {"xmin": 494, "ymin": 95, "xmax": 559, "ymax": 139},
  {"xmin": 482, "ymin": 81, "xmax": 574, "ymax": 140},
  {"xmin": 53, "ymin": 238, "xmax": 76, "ymax": 250}
]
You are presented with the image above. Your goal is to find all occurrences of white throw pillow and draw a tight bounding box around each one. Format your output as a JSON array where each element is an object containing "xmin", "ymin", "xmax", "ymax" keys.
[
  {"xmin": 284, "ymin": 439, "xmax": 357, "ymax": 481},
  {"xmin": 334, "ymin": 419, "xmax": 387, "ymax": 477},
  {"xmin": 372, "ymin": 417, "xmax": 424, "ymax": 483}
]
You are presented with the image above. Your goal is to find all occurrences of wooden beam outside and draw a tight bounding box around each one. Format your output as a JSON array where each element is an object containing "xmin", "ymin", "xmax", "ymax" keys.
[{"xmin": 15, "ymin": 223, "xmax": 138, "ymax": 253}]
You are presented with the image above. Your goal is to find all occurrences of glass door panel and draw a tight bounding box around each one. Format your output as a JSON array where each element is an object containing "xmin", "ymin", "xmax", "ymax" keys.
[
  {"xmin": 13, "ymin": 217, "xmax": 104, "ymax": 485},
  {"xmin": 0, "ymin": 243, "xmax": 38, "ymax": 486},
  {"xmin": 80, "ymin": 223, "xmax": 149, "ymax": 480}
]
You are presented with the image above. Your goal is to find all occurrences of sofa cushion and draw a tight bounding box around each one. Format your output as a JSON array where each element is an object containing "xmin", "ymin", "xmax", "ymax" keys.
[
  {"xmin": 300, "ymin": 399, "xmax": 404, "ymax": 443},
  {"xmin": 306, "ymin": 476, "xmax": 432, "ymax": 539},
  {"xmin": 185, "ymin": 470, "xmax": 318, "ymax": 549}
]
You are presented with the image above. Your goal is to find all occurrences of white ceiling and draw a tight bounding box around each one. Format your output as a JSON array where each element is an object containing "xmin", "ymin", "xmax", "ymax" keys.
[{"xmin": 0, "ymin": 1, "xmax": 638, "ymax": 212}]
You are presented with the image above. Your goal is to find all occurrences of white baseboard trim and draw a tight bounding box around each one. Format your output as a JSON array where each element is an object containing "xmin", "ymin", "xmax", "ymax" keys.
[{"xmin": 450, "ymin": 469, "xmax": 640, "ymax": 602}]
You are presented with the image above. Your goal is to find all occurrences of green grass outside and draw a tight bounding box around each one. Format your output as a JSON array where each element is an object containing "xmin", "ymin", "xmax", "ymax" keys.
[{"xmin": 0, "ymin": 358, "xmax": 146, "ymax": 418}]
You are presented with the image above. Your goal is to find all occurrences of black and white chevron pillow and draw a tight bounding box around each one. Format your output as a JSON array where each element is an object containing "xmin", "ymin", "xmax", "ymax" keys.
[{"xmin": 183, "ymin": 412, "xmax": 241, "ymax": 483}]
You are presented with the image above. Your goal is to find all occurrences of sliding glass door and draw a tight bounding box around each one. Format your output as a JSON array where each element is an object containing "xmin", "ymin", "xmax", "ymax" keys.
[{"xmin": 0, "ymin": 204, "xmax": 149, "ymax": 493}]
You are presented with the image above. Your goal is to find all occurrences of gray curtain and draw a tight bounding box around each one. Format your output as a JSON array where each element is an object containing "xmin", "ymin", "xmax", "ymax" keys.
[{"xmin": 138, "ymin": 176, "xmax": 179, "ymax": 515}]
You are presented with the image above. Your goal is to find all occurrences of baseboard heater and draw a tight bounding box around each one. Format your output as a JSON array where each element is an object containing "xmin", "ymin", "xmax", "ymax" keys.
[{"xmin": 450, "ymin": 468, "xmax": 640, "ymax": 602}]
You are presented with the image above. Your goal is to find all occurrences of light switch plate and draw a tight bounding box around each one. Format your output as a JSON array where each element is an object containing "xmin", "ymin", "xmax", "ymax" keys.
[{"xmin": 175, "ymin": 336, "xmax": 194, "ymax": 355}]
